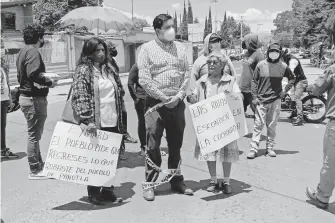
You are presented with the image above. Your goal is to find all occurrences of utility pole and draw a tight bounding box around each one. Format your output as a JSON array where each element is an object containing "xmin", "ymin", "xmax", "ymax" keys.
[
  {"xmin": 240, "ymin": 16, "xmax": 244, "ymax": 53},
  {"xmin": 131, "ymin": 0, "xmax": 134, "ymax": 21},
  {"xmin": 210, "ymin": 0, "xmax": 218, "ymax": 32}
]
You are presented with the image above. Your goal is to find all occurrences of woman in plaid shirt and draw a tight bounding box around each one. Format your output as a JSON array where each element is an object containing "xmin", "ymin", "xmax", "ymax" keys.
[{"xmin": 71, "ymin": 37, "xmax": 125, "ymax": 205}]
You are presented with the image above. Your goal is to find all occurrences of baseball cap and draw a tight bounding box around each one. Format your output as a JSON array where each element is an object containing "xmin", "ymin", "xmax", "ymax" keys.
[
  {"xmin": 268, "ymin": 43, "xmax": 282, "ymax": 52},
  {"xmin": 209, "ymin": 33, "xmax": 222, "ymax": 43}
]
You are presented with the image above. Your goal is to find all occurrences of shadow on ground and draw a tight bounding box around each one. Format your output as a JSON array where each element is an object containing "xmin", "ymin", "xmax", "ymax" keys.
[
  {"xmin": 52, "ymin": 182, "xmax": 135, "ymax": 211},
  {"xmin": 244, "ymin": 133, "xmax": 266, "ymax": 141},
  {"xmin": 256, "ymin": 148, "xmax": 299, "ymax": 156},
  {"xmin": 117, "ymin": 151, "xmax": 144, "ymax": 169},
  {"xmin": 1, "ymin": 152, "xmax": 27, "ymax": 162},
  {"xmin": 305, "ymin": 201, "xmax": 335, "ymax": 216},
  {"xmin": 155, "ymin": 179, "xmax": 252, "ymax": 200}
]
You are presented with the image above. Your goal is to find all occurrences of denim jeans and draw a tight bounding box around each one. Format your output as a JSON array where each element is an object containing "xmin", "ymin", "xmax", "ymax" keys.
[
  {"xmin": 1, "ymin": 100, "xmax": 10, "ymax": 150},
  {"xmin": 250, "ymin": 99, "xmax": 281, "ymax": 151},
  {"xmin": 316, "ymin": 119, "xmax": 335, "ymax": 203},
  {"xmin": 19, "ymin": 96, "xmax": 48, "ymax": 173},
  {"xmin": 293, "ymin": 80, "xmax": 308, "ymax": 117}
]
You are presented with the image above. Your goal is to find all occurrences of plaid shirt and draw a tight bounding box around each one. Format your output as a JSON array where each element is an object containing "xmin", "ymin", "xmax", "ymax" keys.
[{"xmin": 138, "ymin": 37, "xmax": 190, "ymax": 102}]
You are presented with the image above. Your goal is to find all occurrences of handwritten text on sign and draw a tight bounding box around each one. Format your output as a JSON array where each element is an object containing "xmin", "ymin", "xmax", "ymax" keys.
[
  {"xmin": 43, "ymin": 122, "xmax": 123, "ymax": 186},
  {"xmin": 189, "ymin": 93, "xmax": 248, "ymax": 155}
]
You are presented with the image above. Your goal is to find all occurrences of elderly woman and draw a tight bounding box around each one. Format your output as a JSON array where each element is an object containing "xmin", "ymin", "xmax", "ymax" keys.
[
  {"xmin": 188, "ymin": 52, "xmax": 242, "ymax": 194},
  {"xmin": 71, "ymin": 37, "xmax": 125, "ymax": 205}
]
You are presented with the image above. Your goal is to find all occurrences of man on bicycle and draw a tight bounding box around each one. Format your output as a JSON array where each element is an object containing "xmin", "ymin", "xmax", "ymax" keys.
[{"xmin": 282, "ymin": 49, "xmax": 308, "ymax": 126}]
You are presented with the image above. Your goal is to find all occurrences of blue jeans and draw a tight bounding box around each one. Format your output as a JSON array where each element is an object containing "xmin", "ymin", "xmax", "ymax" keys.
[{"xmin": 19, "ymin": 96, "xmax": 48, "ymax": 173}]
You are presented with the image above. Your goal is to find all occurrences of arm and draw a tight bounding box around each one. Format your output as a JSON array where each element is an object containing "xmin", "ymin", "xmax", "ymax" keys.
[
  {"xmin": 225, "ymin": 57, "xmax": 236, "ymax": 76},
  {"xmin": 25, "ymin": 49, "xmax": 52, "ymax": 86},
  {"xmin": 71, "ymin": 65, "xmax": 94, "ymax": 125},
  {"xmin": 306, "ymin": 67, "xmax": 333, "ymax": 96},
  {"xmin": 176, "ymin": 49, "xmax": 190, "ymax": 100},
  {"xmin": 251, "ymin": 65, "xmax": 261, "ymax": 99},
  {"xmin": 127, "ymin": 64, "xmax": 138, "ymax": 101},
  {"xmin": 283, "ymin": 66, "xmax": 296, "ymax": 93},
  {"xmin": 138, "ymin": 46, "xmax": 169, "ymax": 103}
]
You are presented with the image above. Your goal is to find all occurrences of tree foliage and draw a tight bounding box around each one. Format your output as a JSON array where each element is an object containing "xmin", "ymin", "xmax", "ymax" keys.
[
  {"xmin": 272, "ymin": 0, "xmax": 335, "ymax": 48},
  {"xmin": 194, "ymin": 17, "xmax": 199, "ymax": 24},
  {"xmin": 33, "ymin": 0, "xmax": 104, "ymax": 32},
  {"xmin": 219, "ymin": 15, "xmax": 251, "ymax": 48}
]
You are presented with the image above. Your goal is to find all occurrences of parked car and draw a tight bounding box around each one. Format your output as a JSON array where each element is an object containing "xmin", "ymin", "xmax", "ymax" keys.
[{"xmin": 302, "ymin": 50, "xmax": 311, "ymax": 58}]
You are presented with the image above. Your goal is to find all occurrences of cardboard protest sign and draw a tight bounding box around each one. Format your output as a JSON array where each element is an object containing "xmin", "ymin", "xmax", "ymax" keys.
[
  {"xmin": 43, "ymin": 122, "xmax": 123, "ymax": 187},
  {"xmin": 189, "ymin": 93, "xmax": 248, "ymax": 155}
]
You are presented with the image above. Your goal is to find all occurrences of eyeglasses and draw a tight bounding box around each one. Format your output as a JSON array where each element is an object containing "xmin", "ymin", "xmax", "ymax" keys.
[{"xmin": 207, "ymin": 60, "xmax": 219, "ymax": 65}]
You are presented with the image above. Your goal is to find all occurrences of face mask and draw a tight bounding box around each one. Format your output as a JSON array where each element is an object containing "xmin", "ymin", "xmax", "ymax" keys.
[
  {"xmin": 269, "ymin": 52, "xmax": 280, "ymax": 60},
  {"xmin": 163, "ymin": 27, "xmax": 175, "ymax": 42}
]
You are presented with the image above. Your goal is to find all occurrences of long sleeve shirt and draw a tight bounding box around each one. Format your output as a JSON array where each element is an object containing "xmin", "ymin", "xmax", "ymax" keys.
[
  {"xmin": 307, "ymin": 64, "xmax": 335, "ymax": 119},
  {"xmin": 16, "ymin": 45, "xmax": 51, "ymax": 97},
  {"xmin": 252, "ymin": 60, "xmax": 295, "ymax": 104},
  {"xmin": 127, "ymin": 63, "xmax": 146, "ymax": 100},
  {"xmin": 138, "ymin": 37, "xmax": 190, "ymax": 103}
]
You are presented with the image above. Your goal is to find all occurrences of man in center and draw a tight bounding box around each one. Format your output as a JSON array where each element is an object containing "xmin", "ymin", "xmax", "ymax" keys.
[{"xmin": 138, "ymin": 14, "xmax": 193, "ymax": 201}]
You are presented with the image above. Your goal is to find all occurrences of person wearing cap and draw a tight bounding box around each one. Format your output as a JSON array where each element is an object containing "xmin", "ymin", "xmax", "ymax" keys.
[
  {"xmin": 247, "ymin": 43, "xmax": 295, "ymax": 159},
  {"xmin": 191, "ymin": 33, "xmax": 235, "ymax": 83},
  {"xmin": 282, "ymin": 48, "xmax": 308, "ymax": 126},
  {"xmin": 240, "ymin": 34, "xmax": 264, "ymax": 118},
  {"xmin": 305, "ymin": 57, "xmax": 335, "ymax": 210}
]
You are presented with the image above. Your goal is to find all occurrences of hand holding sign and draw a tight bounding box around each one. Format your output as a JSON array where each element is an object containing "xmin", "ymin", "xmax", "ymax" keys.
[{"xmin": 189, "ymin": 93, "xmax": 248, "ymax": 155}]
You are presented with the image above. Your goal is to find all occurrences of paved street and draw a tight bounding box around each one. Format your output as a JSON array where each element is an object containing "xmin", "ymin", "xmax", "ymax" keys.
[{"xmin": 1, "ymin": 60, "xmax": 334, "ymax": 223}]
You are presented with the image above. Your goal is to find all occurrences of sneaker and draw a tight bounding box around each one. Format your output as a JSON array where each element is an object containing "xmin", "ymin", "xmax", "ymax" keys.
[
  {"xmin": 206, "ymin": 180, "xmax": 219, "ymax": 192},
  {"xmin": 247, "ymin": 150, "xmax": 257, "ymax": 159},
  {"xmin": 266, "ymin": 149, "xmax": 277, "ymax": 157},
  {"xmin": 293, "ymin": 117, "xmax": 303, "ymax": 126},
  {"xmin": 160, "ymin": 150, "xmax": 167, "ymax": 156},
  {"xmin": 1, "ymin": 148, "xmax": 18, "ymax": 159},
  {"xmin": 29, "ymin": 171, "xmax": 48, "ymax": 180},
  {"xmin": 143, "ymin": 188, "xmax": 155, "ymax": 201},
  {"xmin": 305, "ymin": 187, "xmax": 329, "ymax": 209},
  {"xmin": 221, "ymin": 182, "xmax": 232, "ymax": 194},
  {"xmin": 124, "ymin": 134, "xmax": 138, "ymax": 143}
]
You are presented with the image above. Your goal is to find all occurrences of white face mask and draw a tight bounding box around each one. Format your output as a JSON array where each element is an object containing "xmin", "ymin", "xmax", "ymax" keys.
[
  {"xmin": 163, "ymin": 27, "xmax": 175, "ymax": 42},
  {"xmin": 269, "ymin": 51, "xmax": 280, "ymax": 60}
]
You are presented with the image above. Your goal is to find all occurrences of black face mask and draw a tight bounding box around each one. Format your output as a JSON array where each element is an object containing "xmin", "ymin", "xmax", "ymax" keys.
[{"xmin": 110, "ymin": 49, "xmax": 118, "ymax": 57}]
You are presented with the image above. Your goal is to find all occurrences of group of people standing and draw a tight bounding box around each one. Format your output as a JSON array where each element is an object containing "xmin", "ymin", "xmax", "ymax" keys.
[{"xmin": 1, "ymin": 12, "xmax": 335, "ymax": 209}]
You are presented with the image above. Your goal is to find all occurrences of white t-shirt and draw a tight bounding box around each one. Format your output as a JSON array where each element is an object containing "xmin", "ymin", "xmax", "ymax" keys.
[
  {"xmin": 1, "ymin": 67, "xmax": 10, "ymax": 101},
  {"xmin": 94, "ymin": 67, "xmax": 118, "ymax": 128}
]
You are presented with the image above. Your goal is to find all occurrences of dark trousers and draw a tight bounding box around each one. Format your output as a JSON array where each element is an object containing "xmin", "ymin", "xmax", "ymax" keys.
[
  {"xmin": 1, "ymin": 100, "xmax": 9, "ymax": 150},
  {"xmin": 19, "ymin": 96, "xmax": 47, "ymax": 173},
  {"xmin": 242, "ymin": 92, "xmax": 255, "ymax": 113},
  {"xmin": 134, "ymin": 98, "xmax": 146, "ymax": 149},
  {"xmin": 145, "ymin": 97, "xmax": 186, "ymax": 182},
  {"xmin": 87, "ymin": 126, "xmax": 124, "ymax": 196}
]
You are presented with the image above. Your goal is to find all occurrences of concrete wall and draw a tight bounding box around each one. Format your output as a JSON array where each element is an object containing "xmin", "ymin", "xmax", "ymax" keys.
[{"xmin": 2, "ymin": 6, "xmax": 24, "ymax": 31}]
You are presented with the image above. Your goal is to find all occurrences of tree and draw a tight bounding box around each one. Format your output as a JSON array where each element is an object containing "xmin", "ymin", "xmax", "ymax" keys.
[
  {"xmin": 194, "ymin": 17, "xmax": 199, "ymax": 24},
  {"xmin": 204, "ymin": 16, "xmax": 208, "ymax": 40},
  {"xmin": 33, "ymin": 0, "xmax": 104, "ymax": 32},
  {"xmin": 174, "ymin": 11, "xmax": 178, "ymax": 33},
  {"xmin": 188, "ymin": 0, "xmax": 193, "ymax": 24},
  {"xmin": 219, "ymin": 16, "xmax": 237, "ymax": 48},
  {"xmin": 208, "ymin": 7, "xmax": 212, "ymax": 33},
  {"xmin": 181, "ymin": 0, "xmax": 188, "ymax": 40}
]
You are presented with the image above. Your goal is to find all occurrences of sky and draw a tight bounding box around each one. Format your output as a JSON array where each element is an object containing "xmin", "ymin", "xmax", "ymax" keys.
[{"xmin": 105, "ymin": 0, "xmax": 294, "ymax": 34}]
